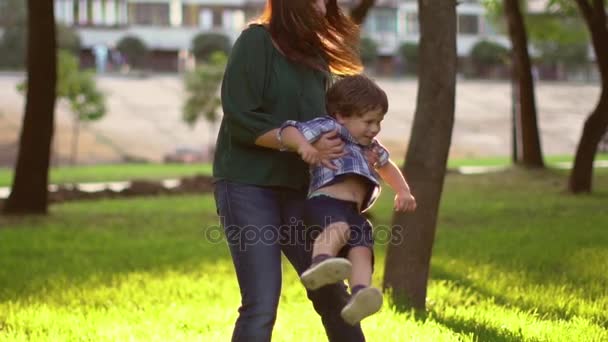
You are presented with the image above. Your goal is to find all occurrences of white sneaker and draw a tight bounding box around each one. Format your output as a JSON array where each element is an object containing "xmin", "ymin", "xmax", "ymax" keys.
[
  {"xmin": 300, "ymin": 258, "xmax": 352, "ymax": 290},
  {"xmin": 340, "ymin": 287, "xmax": 383, "ymax": 325}
]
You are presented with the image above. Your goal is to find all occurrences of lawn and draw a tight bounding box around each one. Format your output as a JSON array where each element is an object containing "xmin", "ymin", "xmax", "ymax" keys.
[
  {"xmin": 1, "ymin": 154, "xmax": 607, "ymax": 187},
  {"xmin": 0, "ymin": 168, "xmax": 607, "ymax": 341}
]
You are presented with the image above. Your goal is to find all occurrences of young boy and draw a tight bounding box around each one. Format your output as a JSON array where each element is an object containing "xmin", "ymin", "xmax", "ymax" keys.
[{"xmin": 278, "ymin": 75, "xmax": 417, "ymax": 325}]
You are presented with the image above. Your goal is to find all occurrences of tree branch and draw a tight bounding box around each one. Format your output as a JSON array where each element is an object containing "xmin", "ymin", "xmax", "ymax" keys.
[
  {"xmin": 574, "ymin": 0, "xmax": 594, "ymax": 22},
  {"xmin": 350, "ymin": 0, "xmax": 376, "ymax": 25}
]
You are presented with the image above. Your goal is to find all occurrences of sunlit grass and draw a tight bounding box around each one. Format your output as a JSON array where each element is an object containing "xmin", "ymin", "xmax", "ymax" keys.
[
  {"xmin": 1, "ymin": 169, "xmax": 607, "ymax": 341},
  {"xmin": 1, "ymin": 154, "xmax": 607, "ymax": 187}
]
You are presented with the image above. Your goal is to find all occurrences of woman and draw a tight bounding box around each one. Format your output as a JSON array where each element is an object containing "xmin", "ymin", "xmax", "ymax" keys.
[{"xmin": 213, "ymin": 0, "xmax": 366, "ymax": 341}]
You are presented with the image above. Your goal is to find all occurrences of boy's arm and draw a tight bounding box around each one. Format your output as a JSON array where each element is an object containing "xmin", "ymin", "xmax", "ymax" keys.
[
  {"xmin": 376, "ymin": 160, "xmax": 411, "ymax": 195},
  {"xmin": 376, "ymin": 160, "xmax": 417, "ymax": 212}
]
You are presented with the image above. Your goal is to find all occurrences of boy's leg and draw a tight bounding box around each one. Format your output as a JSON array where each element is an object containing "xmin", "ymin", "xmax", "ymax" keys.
[
  {"xmin": 347, "ymin": 246, "xmax": 373, "ymax": 288},
  {"xmin": 340, "ymin": 219, "xmax": 382, "ymax": 326},
  {"xmin": 214, "ymin": 180, "xmax": 283, "ymax": 342},
  {"xmin": 279, "ymin": 189, "xmax": 366, "ymax": 342}
]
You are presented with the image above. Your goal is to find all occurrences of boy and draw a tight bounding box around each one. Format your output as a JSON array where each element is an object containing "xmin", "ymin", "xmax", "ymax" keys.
[{"xmin": 278, "ymin": 75, "xmax": 417, "ymax": 325}]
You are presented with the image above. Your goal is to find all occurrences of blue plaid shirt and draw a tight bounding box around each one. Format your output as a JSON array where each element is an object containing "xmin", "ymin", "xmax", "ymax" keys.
[{"xmin": 280, "ymin": 116, "xmax": 390, "ymax": 211}]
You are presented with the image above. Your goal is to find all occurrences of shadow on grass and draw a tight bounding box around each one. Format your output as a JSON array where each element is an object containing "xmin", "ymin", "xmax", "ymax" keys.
[
  {"xmin": 430, "ymin": 264, "xmax": 608, "ymax": 329},
  {"xmin": 0, "ymin": 195, "xmax": 236, "ymax": 301},
  {"xmin": 432, "ymin": 314, "xmax": 536, "ymax": 342}
]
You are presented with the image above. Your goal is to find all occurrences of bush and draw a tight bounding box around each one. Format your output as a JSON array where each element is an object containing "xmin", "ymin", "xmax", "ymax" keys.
[
  {"xmin": 399, "ymin": 42, "xmax": 418, "ymax": 75},
  {"xmin": 191, "ymin": 33, "xmax": 231, "ymax": 63},
  {"xmin": 117, "ymin": 35, "xmax": 148, "ymax": 69},
  {"xmin": 359, "ymin": 37, "xmax": 378, "ymax": 66},
  {"xmin": 56, "ymin": 23, "xmax": 82, "ymax": 55},
  {"xmin": 470, "ymin": 40, "xmax": 509, "ymax": 67}
]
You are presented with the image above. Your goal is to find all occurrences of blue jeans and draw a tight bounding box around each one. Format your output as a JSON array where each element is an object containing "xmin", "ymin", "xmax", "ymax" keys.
[{"xmin": 214, "ymin": 180, "xmax": 366, "ymax": 342}]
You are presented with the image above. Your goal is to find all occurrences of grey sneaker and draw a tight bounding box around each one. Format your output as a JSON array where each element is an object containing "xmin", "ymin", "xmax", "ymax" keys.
[
  {"xmin": 300, "ymin": 258, "xmax": 352, "ymax": 290},
  {"xmin": 340, "ymin": 287, "xmax": 383, "ymax": 325}
]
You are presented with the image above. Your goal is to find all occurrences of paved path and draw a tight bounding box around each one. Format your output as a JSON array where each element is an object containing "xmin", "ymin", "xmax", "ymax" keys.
[{"xmin": 0, "ymin": 73, "xmax": 601, "ymax": 166}]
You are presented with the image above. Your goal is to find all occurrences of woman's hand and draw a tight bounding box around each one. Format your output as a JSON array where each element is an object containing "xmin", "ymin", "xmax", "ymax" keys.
[
  {"xmin": 312, "ymin": 130, "xmax": 346, "ymax": 170},
  {"xmin": 297, "ymin": 144, "xmax": 321, "ymax": 165}
]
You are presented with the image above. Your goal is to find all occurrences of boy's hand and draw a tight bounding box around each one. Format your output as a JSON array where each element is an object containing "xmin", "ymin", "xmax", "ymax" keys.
[
  {"xmin": 394, "ymin": 191, "xmax": 417, "ymax": 212},
  {"xmin": 298, "ymin": 144, "xmax": 321, "ymax": 165}
]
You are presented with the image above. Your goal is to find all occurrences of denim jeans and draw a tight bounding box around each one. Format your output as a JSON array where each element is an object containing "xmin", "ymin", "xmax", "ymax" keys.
[{"xmin": 214, "ymin": 179, "xmax": 366, "ymax": 342}]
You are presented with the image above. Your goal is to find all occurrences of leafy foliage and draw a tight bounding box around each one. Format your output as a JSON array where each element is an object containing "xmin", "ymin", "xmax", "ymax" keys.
[
  {"xmin": 191, "ymin": 33, "xmax": 231, "ymax": 63},
  {"xmin": 182, "ymin": 52, "xmax": 227, "ymax": 127},
  {"xmin": 471, "ymin": 40, "xmax": 509, "ymax": 67},
  {"xmin": 359, "ymin": 37, "xmax": 378, "ymax": 65},
  {"xmin": 399, "ymin": 42, "xmax": 419, "ymax": 75},
  {"xmin": 117, "ymin": 35, "xmax": 148, "ymax": 69}
]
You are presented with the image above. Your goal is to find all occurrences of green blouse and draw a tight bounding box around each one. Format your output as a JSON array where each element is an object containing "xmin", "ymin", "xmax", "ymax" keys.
[{"xmin": 213, "ymin": 24, "xmax": 328, "ymax": 190}]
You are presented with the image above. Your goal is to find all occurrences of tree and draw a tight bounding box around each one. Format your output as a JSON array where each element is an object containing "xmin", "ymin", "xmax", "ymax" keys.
[
  {"xmin": 350, "ymin": 0, "xmax": 377, "ymax": 24},
  {"xmin": 504, "ymin": 0, "xmax": 544, "ymax": 168},
  {"xmin": 182, "ymin": 52, "xmax": 227, "ymax": 154},
  {"xmin": 359, "ymin": 37, "xmax": 378, "ymax": 66},
  {"xmin": 399, "ymin": 42, "xmax": 419, "ymax": 75},
  {"xmin": 56, "ymin": 51, "xmax": 106, "ymax": 165},
  {"xmin": 191, "ymin": 33, "xmax": 231, "ymax": 63},
  {"xmin": 3, "ymin": 0, "xmax": 56, "ymax": 215},
  {"xmin": 383, "ymin": 0, "xmax": 457, "ymax": 309},
  {"xmin": 568, "ymin": 0, "xmax": 608, "ymax": 193},
  {"xmin": 470, "ymin": 40, "xmax": 509, "ymax": 77},
  {"xmin": 117, "ymin": 35, "xmax": 148, "ymax": 69}
]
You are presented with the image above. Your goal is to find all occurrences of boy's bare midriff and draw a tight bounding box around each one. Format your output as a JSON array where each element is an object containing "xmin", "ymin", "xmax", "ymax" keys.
[{"xmin": 315, "ymin": 174, "xmax": 370, "ymax": 211}]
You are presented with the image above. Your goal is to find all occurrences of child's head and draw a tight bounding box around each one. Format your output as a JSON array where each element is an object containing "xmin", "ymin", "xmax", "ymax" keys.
[{"xmin": 326, "ymin": 75, "xmax": 388, "ymax": 146}]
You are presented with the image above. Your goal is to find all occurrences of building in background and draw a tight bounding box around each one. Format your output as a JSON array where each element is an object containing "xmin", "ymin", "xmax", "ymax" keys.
[{"xmin": 53, "ymin": 0, "xmax": 509, "ymax": 72}]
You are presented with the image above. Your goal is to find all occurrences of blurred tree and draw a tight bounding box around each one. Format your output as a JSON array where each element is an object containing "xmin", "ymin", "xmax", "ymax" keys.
[
  {"xmin": 399, "ymin": 42, "xmax": 419, "ymax": 75},
  {"xmin": 350, "ymin": 0, "xmax": 377, "ymax": 24},
  {"xmin": 566, "ymin": 0, "xmax": 608, "ymax": 193},
  {"xmin": 359, "ymin": 37, "xmax": 378, "ymax": 66},
  {"xmin": 182, "ymin": 52, "xmax": 227, "ymax": 154},
  {"xmin": 117, "ymin": 35, "xmax": 148, "ymax": 69},
  {"xmin": 3, "ymin": 0, "xmax": 56, "ymax": 215},
  {"xmin": 0, "ymin": 4, "xmax": 81, "ymax": 69},
  {"xmin": 191, "ymin": 33, "xmax": 231, "ymax": 63},
  {"xmin": 17, "ymin": 51, "xmax": 106, "ymax": 165},
  {"xmin": 383, "ymin": 0, "xmax": 457, "ymax": 310},
  {"xmin": 503, "ymin": 0, "xmax": 544, "ymax": 167},
  {"xmin": 470, "ymin": 40, "xmax": 509, "ymax": 77}
]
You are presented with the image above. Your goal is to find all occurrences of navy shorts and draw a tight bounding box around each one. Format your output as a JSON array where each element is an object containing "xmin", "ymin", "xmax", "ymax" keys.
[{"xmin": 304, "ymin": 194, "xmax": 374, "ymax": 261}]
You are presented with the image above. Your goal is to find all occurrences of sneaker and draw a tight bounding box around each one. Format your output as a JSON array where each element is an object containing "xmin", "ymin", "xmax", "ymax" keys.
[
  {"xmin": 340, "ymin": 287, "xmax": 383, "ymax": 325},
  {"xmin": 300, "ymin": 258, "xmax": 352, "ymax": 290}
]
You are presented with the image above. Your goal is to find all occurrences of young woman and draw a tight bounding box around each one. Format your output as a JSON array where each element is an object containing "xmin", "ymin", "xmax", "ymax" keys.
[{"xmin": 213, "ymin": 0, "xmax": 369, "ymax": 341}]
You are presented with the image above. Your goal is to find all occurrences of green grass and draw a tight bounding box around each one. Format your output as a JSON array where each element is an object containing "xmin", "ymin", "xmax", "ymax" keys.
[
  {"xmin": 0, "ymin": 163, "xmax": 213, "ymax": 187},
  {"xmin": 1, "ymin": 154, "xmax": 606, "ymax": 188},
  {"xmin": 1, "ymin": 169, "xmax": 607, "ymax": 341}
]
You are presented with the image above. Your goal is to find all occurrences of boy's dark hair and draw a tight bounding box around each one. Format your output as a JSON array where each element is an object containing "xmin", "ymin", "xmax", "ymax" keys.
[{"xmin": 326, "ymin": 75, "xmax": 388, "ymax": 118}]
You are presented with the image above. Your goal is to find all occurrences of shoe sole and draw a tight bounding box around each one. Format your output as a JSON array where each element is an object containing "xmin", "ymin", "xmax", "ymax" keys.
[
  {"xmin": 300, "ymin": 258, "xmax": 352, "ymax": 290},
  {"xmin": 340, "ymin": 287, "xmax": 383, "ymax": 325}
]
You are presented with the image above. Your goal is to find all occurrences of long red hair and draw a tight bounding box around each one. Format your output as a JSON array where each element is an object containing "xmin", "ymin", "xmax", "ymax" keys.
[{"xmin": 255, "ymin": 0, "xmax": 362, "ymax": 75}]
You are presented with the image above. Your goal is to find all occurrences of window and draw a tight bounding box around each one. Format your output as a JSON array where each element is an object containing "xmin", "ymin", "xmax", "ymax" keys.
[
  {"xmin": 199, "ymin": 9, "xmax": 212, "ymax": 30},
  {"xmin": 458, "ymin": 14, "xmax": 479, "ymax": 35},
  {"xmin": 374, "ymin": 10, "xmax": 396, "ymax": 33},
  {"xmin": 132, "ymin": 3, "xmax": 170, "ymax": 26}
]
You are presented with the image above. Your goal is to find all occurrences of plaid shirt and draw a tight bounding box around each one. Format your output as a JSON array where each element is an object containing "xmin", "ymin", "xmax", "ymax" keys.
[{"xmin": 280, "ymin": 116, "xmax": 390, "ymax": 211}]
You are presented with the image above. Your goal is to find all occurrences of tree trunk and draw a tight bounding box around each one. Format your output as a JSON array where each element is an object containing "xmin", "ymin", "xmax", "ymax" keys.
[
  {"xmin": 71, "ymin": 118, "xmax": 80, "ymax": 165},
  {"xmin": 382, "ymin": 0, "xmax": 456, "ymax": 310},
  {"xmin": 504, "ymin": 0, "xmax": 544, "ymax": 168},
  {"xmin": 569, "ymin": 0, "xmax": 608, "ymax": 193},
  {"xmin": 350, "ymin": 0, "xmax": 376, "ymax": 25},
  {"xmin": 2, "ymin": 0, "xmax": 57, "ymax": 215}
]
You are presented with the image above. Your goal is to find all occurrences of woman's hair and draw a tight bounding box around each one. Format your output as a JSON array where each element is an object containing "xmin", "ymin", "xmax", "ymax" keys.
[
  {"xmin": 326, "ymin": 75, "xmax": 388, "ymax": 117},
  {"xmin": 255, "ymin": 0, "xmax": 362, "ymax": 75}
]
